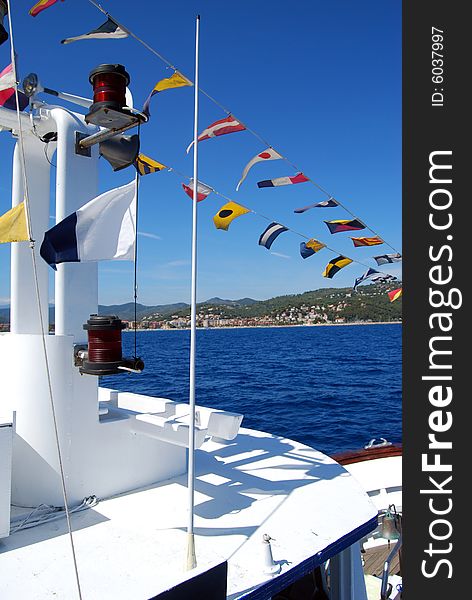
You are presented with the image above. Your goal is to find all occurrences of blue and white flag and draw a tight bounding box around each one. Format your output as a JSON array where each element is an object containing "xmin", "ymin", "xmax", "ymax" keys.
[
  {"xmin": 40, "ymin": 180, "xmax": 136, "ymax": 269},
  {"xmin": 354, "ymin": 267, "xmax": 380, "ymax": 290},
  {"xmin": 370, "ymin": 273, "xmax": 397, "ymax": 284},
  {"xmin": 373, "ymin": 253, "xmax": 402, "ymax": 266},
  {"xmin": 300, "ymin": 238, "xmax": 325, "ymax": 259},
  {"xmin": 258, "ymin": 222, "xmax": 288, "ymax": 250},
  {"xmin": 61, "ymin": 18, "xmax": 128, "ymax": 44},
  {"xmin": 354, "ymin": 267, "xmax": 397, "ymax": 290},
  {"xmin": 294, "ymin": 198, "xmax": 338, "ymax": 213}
]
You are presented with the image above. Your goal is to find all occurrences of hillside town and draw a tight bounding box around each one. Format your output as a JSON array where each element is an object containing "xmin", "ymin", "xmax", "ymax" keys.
[
  {"xmin": 132, "ymin": 289, "xmax": 401, "ymax": 329},
  {"xmin": 0, "ymin": 285, "xmax": 402, "ymax": 332},
  {"xmin": 137, "ymin": 303, "xmax": 351, "ymax": 329}
]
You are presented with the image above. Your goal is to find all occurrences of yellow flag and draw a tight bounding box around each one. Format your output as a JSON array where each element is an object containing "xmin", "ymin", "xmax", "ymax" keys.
[
  {"xmin": 143, "ymin": 71, "xmax": 193, "ymax": 117},
  {"xmin": 306, "ymin": 238, "xmax": 325, "ymax": 253},
  {"xmin": 213, "ymin": 202, "xmax": 250, "ymax": 231},
  {"xmin": 0, "ymin": 202, "xmax": 29, "ymax": 244},
  {"xmin": 322, "ymin": 255, "xmax": 353, "ymax": 279},
  {"xmin": 134, "ymin": 154, "xmax": 166, "ymax": 176},
  {"xmin": 153, "ymin": 71, "xmax": 192, "ymax": 93}
]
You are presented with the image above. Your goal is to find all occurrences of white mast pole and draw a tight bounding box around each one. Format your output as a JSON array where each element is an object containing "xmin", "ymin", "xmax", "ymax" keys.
[{"xmin": 186, "ymin": 13, "xmax": 200, "ymax": 571}]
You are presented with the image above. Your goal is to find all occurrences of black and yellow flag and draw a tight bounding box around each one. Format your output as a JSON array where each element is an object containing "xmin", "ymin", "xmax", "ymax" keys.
[
  {"xmin": 134, "ymin": 153, "xmax": 166, "ymax": 176},
  {"xmin": 322, "ymin": 255, "xmax": 353, "ymax": 278},
  {"xmin": 213, "ymin": 202, "xmax": 250, "ymax": 231}
]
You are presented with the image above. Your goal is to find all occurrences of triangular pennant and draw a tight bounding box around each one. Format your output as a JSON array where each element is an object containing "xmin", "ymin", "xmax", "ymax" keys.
[
  {"xmin": 0, "ymin": 202, "xmax": 29, "ymax": 243},
  {"xmin": 142, "ymin": 71, "xmax": 192, "ymax": 118},
  {"xmin": 61, "ymin": 17, "xmax": 128, "ymax": 44}
]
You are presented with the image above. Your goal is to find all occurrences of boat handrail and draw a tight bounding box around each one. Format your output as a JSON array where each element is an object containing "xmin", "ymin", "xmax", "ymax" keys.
[{"xmin": 380, "ymin": 534, "xmax": 402, "ymax": 599}]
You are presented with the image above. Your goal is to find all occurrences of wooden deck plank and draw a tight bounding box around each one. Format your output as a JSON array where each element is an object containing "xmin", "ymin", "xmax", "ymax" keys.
[{"xmin": 363, "ymin": 544, "xmax": 400, "ymax": 577}]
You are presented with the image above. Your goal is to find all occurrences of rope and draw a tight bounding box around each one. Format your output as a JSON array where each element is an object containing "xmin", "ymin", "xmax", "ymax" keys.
[
  {"xmin": 10, "ymin": 496, "xmax": 98, "ymax": 534},
  {"xmin": 133, "ymin": 159, "xmax": 140, "ymax": 359},
  {"xmin": 85, "ymin": 0, "xmax": 179, "ymax": 71},
  {"xmin": 84, "ymin": 0, "xmax": 401, "ymax": 256},
  {"xmin": 6, "ymin": 3, "xmax": 83, "ymax": 598}
]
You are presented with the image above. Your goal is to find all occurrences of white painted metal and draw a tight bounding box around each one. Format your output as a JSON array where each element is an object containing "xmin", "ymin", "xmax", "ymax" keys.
[
  {"xmin": 99, "ymin": 388, "xmax": 243, "ymax": 446},
  {"xmin": 99, "ymin": 388, "xmax": 177, "ymax": 417},
  {"xmin": 99, "ymin": 387, "xmax": 240, "ymax": 422},
  {"xmin": 1, "ymin": 106, "xmax": 202, "ymax": 510},
  {"xmin": 10, "ymin": 134, "xmax": 51, "ymax": 333},
  {"xmin": 187, "ymin": 13, "xmax": 201, "ymax": 571},
  {"xmin": 342, "ymin": 456, "xmax": 402, "ymax": 513},
  {"xmin": 132, "ymin": 413, "xmax": 208, "ymax": 448},
  {"xmin": 184, "ymin": 406, "xmax": 243, "ymax": 441},
  {"xmin": 330, "ymin": 542, "xmax": 368, "ymax": 600},
  {"xmin": 4, "ymin": 334, "xmax": 74, "ymax": 506},
  {"xmin": 125, "ymin": 87, "xmax": 133, "ymax": 108},
  {"xmin": 0, "ymin": 100, "xmax": 379, "ymax": 600},
  {"xmin": 0, "ymin": 333, "xmax": 193, "ymax": 507},
  {"xmin": 262, "ymin": 535, "xmax": 280, "ymax": 574},
  {"xmin": 50, "ymin": 107, "xmax": 99, "ymax": 341},
  {"xmin": 49, "ymin": 91, "xmax": 92, "ymax": 109},
  {"xmin": 0, "ymin": 428, "xmax": 377, "ymax": 599},
  {"xmin": 0, "ymin": 106, "xmax": 33, "ymax": 132},
  {"xmin": 0, "ymin": 414, "xmax": 13, "ymax": 539}
]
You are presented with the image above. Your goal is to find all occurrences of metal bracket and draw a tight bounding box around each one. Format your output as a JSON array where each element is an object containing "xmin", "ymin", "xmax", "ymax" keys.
[
  {"xmin": 75, "ymin": 132, "xmax": 92, "ymax": 157},
  {"xmin": 73, "ymin": 344, "xmax": 88, "ymax": 367},
  {"xmin": 79, "ymin": 108, "xmax": 147, "ymax": 149}
]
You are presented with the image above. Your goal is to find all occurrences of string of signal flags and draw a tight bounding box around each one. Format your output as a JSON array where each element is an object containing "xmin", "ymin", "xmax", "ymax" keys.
[
  {"xmin": 3, "ymin": 0, "xmax": 402, "ymax": 301},
  {"xmin": 134, "ymin": 153, "xmax": 401, "ymax": 295},
  {"xmin": 24, "ymin": 0, "xmax": 401, "ymax": 250}
]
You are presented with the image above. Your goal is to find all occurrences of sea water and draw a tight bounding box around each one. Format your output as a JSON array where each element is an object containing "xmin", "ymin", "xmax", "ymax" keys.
[{"xmin": 102, "ymin": 323, "xmax": 402, "ymax": 455}]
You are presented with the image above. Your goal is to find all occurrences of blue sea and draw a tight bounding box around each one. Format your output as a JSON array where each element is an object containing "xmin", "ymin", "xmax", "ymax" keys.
[{"xmin": 102, "ymin": 324, "xmax": 402, "ymax": 455}]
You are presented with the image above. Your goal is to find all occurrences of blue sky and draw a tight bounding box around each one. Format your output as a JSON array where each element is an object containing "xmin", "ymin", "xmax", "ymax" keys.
[{"xmin": 0, "ymin": 0, "xmax": 401, "ymax": 306}]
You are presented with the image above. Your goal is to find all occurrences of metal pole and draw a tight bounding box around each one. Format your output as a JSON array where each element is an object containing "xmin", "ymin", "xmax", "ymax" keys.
[{"xmin": 186, "ymin": 13, "xmax": 200, "ymax": 572}]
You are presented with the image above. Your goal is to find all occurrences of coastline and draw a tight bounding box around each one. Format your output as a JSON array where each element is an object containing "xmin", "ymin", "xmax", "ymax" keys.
[
  {"xmin": 1, "ymin": 321, "xmax": 403, "ymax": 334},
  {"xmin": 127, "ymin": 321, "xmax": 402, "ymax": 332}
]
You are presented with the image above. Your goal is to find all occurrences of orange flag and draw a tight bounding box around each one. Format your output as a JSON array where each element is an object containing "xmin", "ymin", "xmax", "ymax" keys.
[
  {"xmin": 351, "ymin": 236, "xmax": 383, "ymax": 247},
  {"xmin": 29, "ymin": 0, "xmax": 63, "ymax": 18},
  {"xmin": 388, "ymin": 288, "xmax": 402, "ymax": 302}
]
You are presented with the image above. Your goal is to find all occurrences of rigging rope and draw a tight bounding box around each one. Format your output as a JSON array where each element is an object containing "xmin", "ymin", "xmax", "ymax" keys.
[
  {"xmin": 84, "ymin": 0, "xmax": 401, "ymax": 256},
  {"xmin": 133, "ymin": 131, "xmax": 141, "ymax": 359},
  {"xmin": 6, "ymin": 3, "xmax": 83, "ymax": 598}
]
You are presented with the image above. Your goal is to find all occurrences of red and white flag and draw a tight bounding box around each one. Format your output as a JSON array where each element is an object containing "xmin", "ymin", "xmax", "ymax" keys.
[
  {"xmin": 0, "ymin": 63, "xmax": 15, "ymax": 93},
  {"xmin": 186, "ymin": 115, "xmax": 245, "ymax": 153},
  {"xmin": 182, "ymin": 179, "xmax": 213, "ymax": 202},
  {"xmin": 236, "ymin": 147, "xmax": 283, "ymax": 191},
  {"xmin": 257, "ymin": 173, "xmax": 309, "ymax": 188}
]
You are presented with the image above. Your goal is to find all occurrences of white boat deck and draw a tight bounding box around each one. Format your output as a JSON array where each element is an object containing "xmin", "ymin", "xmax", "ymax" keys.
[
  {"xmin": 342, "ymin": 456, "xmax": 402, "ymax": 514},
  {"xmin": 0, "ymin": 427, "xmax": 378, "ymax": 599}
]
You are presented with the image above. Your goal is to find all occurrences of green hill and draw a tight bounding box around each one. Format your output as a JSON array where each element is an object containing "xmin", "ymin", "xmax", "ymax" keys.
[
  {"xmin": 142, "ymin": 284, "xmax": 402, "ymax": 324},
  {"xmin": 0, "ymin": 285, "xmax": 401, "ymax": 327}
]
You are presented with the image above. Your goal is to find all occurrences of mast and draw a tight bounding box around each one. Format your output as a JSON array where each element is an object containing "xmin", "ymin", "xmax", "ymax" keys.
[{"xmin": 186, "ymin": 13, "xmax": 200, "ymax": 571}]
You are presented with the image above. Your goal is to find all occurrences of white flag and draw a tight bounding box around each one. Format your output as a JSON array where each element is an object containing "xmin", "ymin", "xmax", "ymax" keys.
[
  {"xmin": 236, "ymin": 147, "xmax": 283, "ymax": 191},
  {"xmin": 61, "ymin": 18, "xmax": 128, "ymax": 44},
  {"xmin": 40, "ymin": 181, "xmax": 136, "ymax": 268}
]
